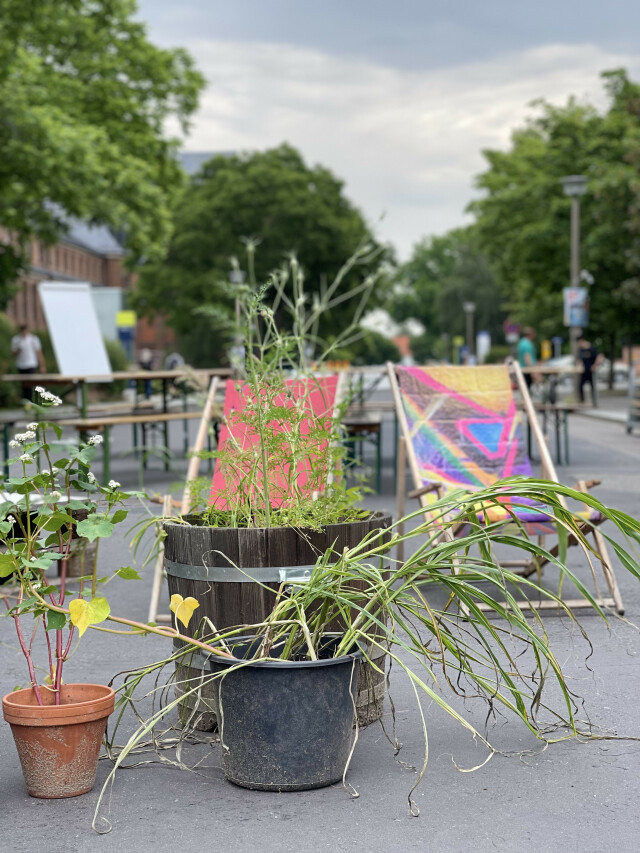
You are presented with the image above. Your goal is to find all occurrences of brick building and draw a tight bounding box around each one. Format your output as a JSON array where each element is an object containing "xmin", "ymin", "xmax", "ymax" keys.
[{"xmin": 3, "ymin": 218, "xmax": 173, "ymax": 359}]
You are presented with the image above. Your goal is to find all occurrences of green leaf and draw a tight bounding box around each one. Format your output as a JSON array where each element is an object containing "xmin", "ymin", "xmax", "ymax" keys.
[
  {"xmin": 76, "ymin": 515, "xmax": 115, "ymax": 542},
  {"xmin": 45, "ymin": 610, "xmax": 67, "ymax": 631},
  {"xmin": 67, "ymin": 500, "xmax": 94, "ymax": 510},
  {"xmin": 111, "ymin": 509, "xmax": 128, "ymax": 524},
  {"xmin": 40, "ymin": 512, "xmax": 72, "ymax": 532},
  {"xmin": 115, "ymin": 566, "xmax": 141, "ymax": 580},
  {"xmin": 0, "ymin": 553, "xmax": 17, "ymax": 578},
  {"xmin": 0, "ymin": 521, "xmax": 12, "ymax": 536},
  {"xmin": 20, "ymin": 554, "xmax": 56, "ymax": 570}
]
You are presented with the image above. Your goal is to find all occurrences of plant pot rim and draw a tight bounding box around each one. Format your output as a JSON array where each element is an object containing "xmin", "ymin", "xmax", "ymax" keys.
[
  {"xmin": 164, "ymin": 509, "xmax": 391, "ymax": 533},
  {"xmin": 2, "ymin": 683, "xmax": 115, "ymax": 727},
  {"xmin": 206, "ymin": 634, "xmax": 363, "ymax": 671}
]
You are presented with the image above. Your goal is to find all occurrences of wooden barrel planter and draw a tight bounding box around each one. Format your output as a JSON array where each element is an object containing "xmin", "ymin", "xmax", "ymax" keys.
[{"xmin": 163, "ymin": 512, "xmax": 392, "ymax": 730}]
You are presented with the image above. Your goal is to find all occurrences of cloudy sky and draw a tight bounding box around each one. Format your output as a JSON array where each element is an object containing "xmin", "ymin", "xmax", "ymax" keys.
[{"xmin": 136, "ymin": 1, "xmax": 640, "ymax": 258}]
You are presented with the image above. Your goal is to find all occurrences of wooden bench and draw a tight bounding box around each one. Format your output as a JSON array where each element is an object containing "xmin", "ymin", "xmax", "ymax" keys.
[{"xmin": 58, "ymin": 411, "xmax": 205, "ymax": 481}]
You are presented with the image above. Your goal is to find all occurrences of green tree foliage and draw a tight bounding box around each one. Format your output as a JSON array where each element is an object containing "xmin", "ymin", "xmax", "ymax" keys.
[
  {"xmin": 133, "ymin": 145, "xmax": 387, "ymax": 366},
  {"xmin": 391, "ymin": 227, "xmax": 505, "ymax": 360},
  {"xmin": 470, "ymin": 69, "xmax": 640, "ymax": 356},
  {"xmin": 0, "ymin": 0, "xmax": 204, "ymax": 307}
]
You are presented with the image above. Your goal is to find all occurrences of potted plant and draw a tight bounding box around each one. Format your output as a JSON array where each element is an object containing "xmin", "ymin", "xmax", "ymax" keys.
[
  {"xmin": 98, "ymin": 478, "xmax": 640, "ymax": 812},
  {"xmin": 0, "ymin": 390, "xmax": 238, "ymax": 799},
  {"xmin": 145, "ymin": 244, "xmax": 394, "ymax": 727}
]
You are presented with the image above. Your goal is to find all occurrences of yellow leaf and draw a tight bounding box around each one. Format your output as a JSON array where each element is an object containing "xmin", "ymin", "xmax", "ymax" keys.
[
  {"xmin": 68, "ymin": 596, "xmax": 111, "ymax": 637},
  {"xmin": 169, "ymin": 594, "xmax": 200, "ymax": 628}
]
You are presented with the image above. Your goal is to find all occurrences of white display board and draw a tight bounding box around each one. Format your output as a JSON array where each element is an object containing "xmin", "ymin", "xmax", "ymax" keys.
[{"xmin": 38, "ymin": 282, "xmax": 112, "ymax": 377}]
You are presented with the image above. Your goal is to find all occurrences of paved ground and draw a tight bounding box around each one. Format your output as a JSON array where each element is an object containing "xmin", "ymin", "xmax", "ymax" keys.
[{"xmin": 2, "ymin": 393, "xmax": 640, "ymax": 852}]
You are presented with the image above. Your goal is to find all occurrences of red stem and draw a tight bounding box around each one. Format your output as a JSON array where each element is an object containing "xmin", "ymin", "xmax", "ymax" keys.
[{"xmin": 13, "ymin": 612, "xmax": 43, "ymax": 705}]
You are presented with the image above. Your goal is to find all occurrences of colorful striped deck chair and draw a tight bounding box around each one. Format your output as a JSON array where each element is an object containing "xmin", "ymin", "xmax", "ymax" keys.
[{"xmin": 387, "ymin": 361, "xmax": 623, "ymax": 614}]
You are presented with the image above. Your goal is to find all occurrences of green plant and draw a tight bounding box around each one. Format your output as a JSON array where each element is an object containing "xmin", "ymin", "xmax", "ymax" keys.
[
  {"xmin": 0, "ymin": 387, "xmax": 237, "ymax": 706},
  {"xmin": 95, "ymin": 477, "xmax": 640, "ymax": 823},
  {"xmin": 184, "ymin": 241, "xmax": 385, "ymax": 529}
]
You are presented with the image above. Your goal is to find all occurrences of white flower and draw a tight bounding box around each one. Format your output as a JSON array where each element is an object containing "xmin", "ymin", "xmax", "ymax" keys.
[
  {"xmin": 108, "ymin": 480, "xmax": 120, "ymax": 490},
  {"xmin": 26, "ymin": 422, "xmax": 39, "ymax": 431},
  {"xmin": 9, "ymin": 440, "xmax": 20, "ymax": 448},
  {"xmin": 88, "ymin": 435, "xmax": 103, "ymax": 446},
  {"xmin": 41, "ymin": 469, "xmax": 49, "ymax": 476},
  {"xmin": 29, "ymin": 555, "xmax": 36, "ymax": 562},
  {"xmin": 6, "ymin": 515, "xmax": 16, "ymax": 524},
  {"xmin": 87, "ymin": 472, "xmax": 97, "ymax": 484},
  {"xmin": 35, "ymin": 388, "xmax": 62, "ymax": 406},
  {"xmin": 19, "ymin": 454, "xmax": 34, "ymax": 464},
  {"xmin": 13, "ymin": 431, "xmax": 36, "ymax": 442},
  {"xmin": 50, "ymin": 491, "xmax": 62, "ymax": 501}
]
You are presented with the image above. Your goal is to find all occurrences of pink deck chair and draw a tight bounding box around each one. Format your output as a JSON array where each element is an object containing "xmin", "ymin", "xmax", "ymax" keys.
[{"xmin": 210, "ymin": 374, "xmax": 344, "ymax": 511}]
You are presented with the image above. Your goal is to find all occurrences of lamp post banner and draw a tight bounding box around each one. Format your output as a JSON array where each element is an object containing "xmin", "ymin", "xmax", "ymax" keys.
[{"xmin": 563, "ymin": 287, "xmax": 589, "ymax": 328}]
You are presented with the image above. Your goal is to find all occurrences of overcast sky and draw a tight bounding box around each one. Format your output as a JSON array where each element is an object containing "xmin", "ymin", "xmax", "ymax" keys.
[{"xmin": 136, "ymin": 1, "xmax": 640, "ymax": 259}]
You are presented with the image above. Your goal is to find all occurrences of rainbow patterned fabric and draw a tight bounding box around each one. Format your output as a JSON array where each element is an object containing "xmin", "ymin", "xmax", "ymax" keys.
[{"xmin": 397, "ymin": 364, "xmax": 555, "ymax": 530}]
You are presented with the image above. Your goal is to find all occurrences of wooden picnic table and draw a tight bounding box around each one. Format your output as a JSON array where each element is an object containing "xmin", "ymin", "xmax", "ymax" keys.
[
  {"xmin": 0, "ymin": 368, "xmax": 232, "ymax": 418},
  {"xmin": 57, "ymin": 411, "xmax": 208, "ymax": 481}
]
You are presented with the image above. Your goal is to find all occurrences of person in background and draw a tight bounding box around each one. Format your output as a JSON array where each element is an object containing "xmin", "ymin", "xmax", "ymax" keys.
[
  {"xmin": 11, "ymin": 324, "xmax": 46, "ymax": 402},
  {"xmin": 164, "ymin": 351, "xmax": 185, "ymax": 371},
  {"xmin": 516, "ymin": 327, "xmax": 540, "ymax": 389},
  {"xmin": 577, "ymin": 334, "xmax": 603, "ymax": 406},
  {"xmin": 138, "ymin": 347, "xmax": 154, "ymax": 398}
]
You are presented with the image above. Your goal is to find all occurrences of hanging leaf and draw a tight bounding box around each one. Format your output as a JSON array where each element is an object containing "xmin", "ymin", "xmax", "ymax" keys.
[
  {"xmin": 76, "ymin": 515, "xmax": 115, "ymax": 542},
  {"xmin": 169, "ymin": 594, "xmax": 200, "ymax": 628},
  {"xmin": 115, "ymin": 566, "xmax": 141, "ymax": 580},
  {"xmin": 69, "ymin": 596, "xmax": 111, "ymax": 636}
]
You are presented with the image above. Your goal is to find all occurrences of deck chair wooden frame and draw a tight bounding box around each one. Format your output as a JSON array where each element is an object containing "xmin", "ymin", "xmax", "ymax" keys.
[
  {"xmin": 147, "ymin": 372, "xmax": 348, "ymax": 623},
  {"xmin": 387, "ymin": 360, "xmax": 624, "ymax": 615},
  {"xmin": 148, "ymin": 376, "xmax": 221, "ymax": 623}
]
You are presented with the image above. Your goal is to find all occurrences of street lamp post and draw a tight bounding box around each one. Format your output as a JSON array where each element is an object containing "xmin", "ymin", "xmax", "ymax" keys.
[
  {"xmin": 561, "ymin": 175, "xmax": 587, "ymax": 399},
  {"xmin": 462, "ymin": 301, "xmax": 476, "ymax": 361}
]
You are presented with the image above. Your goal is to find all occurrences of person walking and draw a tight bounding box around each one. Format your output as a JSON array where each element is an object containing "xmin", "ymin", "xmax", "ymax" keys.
[
  {"xmin": 577, "ymin": 334, "xmax": 603, "ymax": 406},
  {"xmin": 516, "ymin": 327, "xmax": 540, "ymax": 390},
  {"xmin": 11, "ymin": 324, "xmax": 46, "ymax": 402}
]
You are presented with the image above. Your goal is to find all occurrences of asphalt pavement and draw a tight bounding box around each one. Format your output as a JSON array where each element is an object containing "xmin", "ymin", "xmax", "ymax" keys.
[{"xmin": 2, "ymin": 393, "xmax": 640, "ymax": 852}]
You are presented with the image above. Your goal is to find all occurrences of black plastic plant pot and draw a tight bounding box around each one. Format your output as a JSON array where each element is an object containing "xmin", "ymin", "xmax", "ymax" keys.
[{"xmin": 206, "ymin": 636, "xmax": 362, "ymax": 792}]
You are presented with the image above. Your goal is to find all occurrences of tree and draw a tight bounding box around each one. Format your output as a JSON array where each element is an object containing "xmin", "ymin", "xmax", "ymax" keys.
[
  {"xmin": 0, "ymin": 0, "xmax": 204, "ymax": 307},
  {"xmin": 391, "ymin": 227, "xmax": 505, "ymax": 360},
  {"xmin": 133, "ymin": 144, "xmax": 388, "ymax": 366},
  {"xmin": 470, "ymin": 69, "xmax": 640, "ymax": 361}
]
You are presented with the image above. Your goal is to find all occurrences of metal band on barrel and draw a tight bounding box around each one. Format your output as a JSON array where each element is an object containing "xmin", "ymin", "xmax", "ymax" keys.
[{"xmin": 164, "ymin": 559, "xmax": 319, "ymax": 583}]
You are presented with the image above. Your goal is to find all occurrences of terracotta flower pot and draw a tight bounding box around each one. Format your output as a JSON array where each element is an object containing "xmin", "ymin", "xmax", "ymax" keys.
[{"xmin": 2, "ymin": 683, "xmax": 115, "ymax": 799}]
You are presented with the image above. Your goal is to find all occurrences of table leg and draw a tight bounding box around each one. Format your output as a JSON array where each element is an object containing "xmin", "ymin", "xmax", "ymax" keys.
[
  {"xmin": 162, "ymin": 380, "xmax": 170, "ymax": 470},
  {"xmin": 555, "ymin": 410, "xmax": 562, "ymax": 465},
  {"xmin": 132, "ymin": 423, "xmax": 138, "ymax": 459},
  {"xmin": 3, "ymin": 423, "xmax": 11, "ymax": 476},
  {"xmin": 142, "ymin": 423, "xmax": 148, "ymax": 470},
  {"xmin": 102, "ymin": 426, "xmax": 111, "ymax": 483},
  {"xmin": 564, "ymin": 411, "xmax": 570, "ymax": 465},
  {"xmin": 75, "ymin": 382, "xmax": 88, "ymax": 418},
  {"xmin": 375, "ymin": 425, "xmax": 382, "ymax": 494}
]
